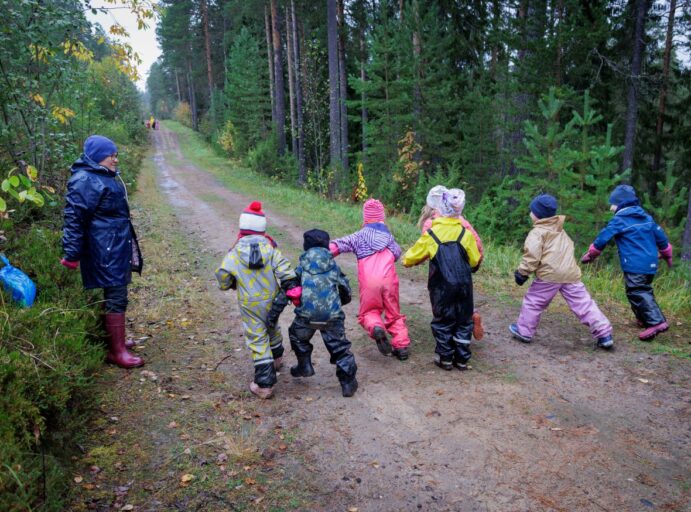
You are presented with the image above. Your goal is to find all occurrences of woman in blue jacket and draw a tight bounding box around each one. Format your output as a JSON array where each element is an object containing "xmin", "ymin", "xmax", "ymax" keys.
[
  {"xmin": 61, "ymin": 135, "xmax": 144, "ymax": 368},
  {"xmin": 581, "ymin": 185, "xmax": 673, "ymax": 341}
]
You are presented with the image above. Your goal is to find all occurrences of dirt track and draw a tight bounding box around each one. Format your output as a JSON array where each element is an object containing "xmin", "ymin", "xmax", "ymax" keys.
[{"xmin": 72, "ymin": 127, "xmax": 690, "ymax": 512}]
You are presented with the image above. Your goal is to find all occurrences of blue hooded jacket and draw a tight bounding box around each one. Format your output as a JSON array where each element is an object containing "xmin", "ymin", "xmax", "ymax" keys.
[
  {"xmin": 62, "ymin": 156, "xmax": 141, "ymax": 289},
  {"xmin": 593, "ymin": 206, "xmax": 669, "ymax": 275}
]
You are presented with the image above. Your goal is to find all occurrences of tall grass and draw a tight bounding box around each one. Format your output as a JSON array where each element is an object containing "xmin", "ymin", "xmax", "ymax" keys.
[{"xmin": 164, "ymin": 121, "xmax": 690, "ymax": 323}]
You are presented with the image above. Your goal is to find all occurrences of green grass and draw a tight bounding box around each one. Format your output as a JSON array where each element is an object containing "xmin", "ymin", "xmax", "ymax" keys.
[{"xmin": 163, "ymin": 121, "xmax": 690, "ymax": 355}]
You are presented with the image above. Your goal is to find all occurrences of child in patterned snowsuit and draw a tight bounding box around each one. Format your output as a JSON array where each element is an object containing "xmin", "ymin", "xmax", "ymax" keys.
[
  {"xmin": 581, "ymin": 185, "xmax": 673, "ymax": 341},
  {"xmin": 215, "ymin": 201, "xmax": 299, "ymax": 399},
  {"xmin": 329, "ymin": 199, "xmax": 411, "ymax": 360},
  {"xmin": 286, "ymin": 229, "xmax": 358, "ymax": 397},
  {"xmin": 509, "ymin": 194, "xmax": 614, "ymax": 349},
  {"xmin": 403, "ymin": 189, "xmax": 481, "ymax": 371},
  {"xmin": 418, "ymin": 185, "xmax": 485, "ymax": 340}
]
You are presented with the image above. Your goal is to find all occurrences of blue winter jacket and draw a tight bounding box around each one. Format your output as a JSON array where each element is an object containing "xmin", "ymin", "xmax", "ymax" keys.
[
  {"xmin": 592, "ymin": 206, "xmax": 669, "ymax": 275},
  {"xmin": 62, "ymin": 156, "xmax": 141, "ymax": 289}
]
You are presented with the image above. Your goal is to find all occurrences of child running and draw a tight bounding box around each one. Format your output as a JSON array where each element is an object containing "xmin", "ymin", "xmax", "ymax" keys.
[
  {"xmin": 330, "ymin": 199, "xmax": 412, "ymax": 360},
  {"xmin": 418, "ymin": 185, "xmax": 485, "ymax": 340},
  {"xmin": 287, "ymin": 229, "xmax": 359, "ymax": 397},
  {"xmin": 403, "ymin": 189, "xmax": 481, "ymax": 371},
  {"xmin": 581, "ymin": 185, "xmax": 672, "ymax": 340},
  {"xmin": 509, "ymin": 194, "xmax": 613, "ymax": 349},
  {"xmin": 215, "ymin": 201, "xmax": 300, "ymax": 399}
]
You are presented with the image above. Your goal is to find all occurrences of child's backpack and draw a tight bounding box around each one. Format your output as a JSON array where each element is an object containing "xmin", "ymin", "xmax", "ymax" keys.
[
  {"xmin": 427, "ymin": 228, "xmax": 471, "ymax": 289},
  {"xmin": 0, "ymin": 254, "xmax": 36, "ymax": 307}
]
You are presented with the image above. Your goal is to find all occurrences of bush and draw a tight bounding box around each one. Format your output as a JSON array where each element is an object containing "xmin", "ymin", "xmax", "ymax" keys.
[
  {"xmin": 246, "ymin": 136, "xmax": 297, "ymax": 181},
  {"xmin": 174, "ymin": 101, "xmax": 192, "ymax": 128},
  {"xmin": 0, "ymin": 220, "xmax": 104, "ymax": 511}
]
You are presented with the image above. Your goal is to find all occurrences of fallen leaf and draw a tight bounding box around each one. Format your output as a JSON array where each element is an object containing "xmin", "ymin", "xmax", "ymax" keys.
[
  {"xmin": 305, "ymin": 397, "xmax": 314, "ymax": 402},
  {"xmin": 168, "ymin": 421, "xmax": 179, "ymax": 428},
  {"xmin": 74, "ymin": 476, "xmax": 83, "ymax": 483},
  {"xmin": 254, "ymin": 497, "xmax": 264, "ymax": 504},
  {"xmin": 549, "ymin": 427, "xmax": 563, "ymax": 432},
  {"xmin": 278, "ymin": 444, "xmax": 288, "ymax": 451},
  {"xmin": 371, "ymin": 460, "xmax": 380, "ymax": 468},
  {"xmin": 180, "ymin": 395, "xmax": 191, "ymax": 400},
  {"xmin": 245, "ymin": 477, "xmax": 257, "ymax": 485},
  {"xmin": 121, "ymin": 505, "xmax": 134, "ymax": 511},
  {"xmin": 180, "ymin": 474, "xmax": 195, "ymax": 486},
  {"xmin": 82, "ymin": 483, "xmax": 95, "ymax": 490},
  {"xmin": 637, "ymin": 378, "xmax": 650, "ymax": 384},
  {"xmin": 216, "ymin": 453, "xmax": 228, "ymax": 464},
  {"xmin": 348, "ymin": 508, "xmax": 359, "ymax": 512}
]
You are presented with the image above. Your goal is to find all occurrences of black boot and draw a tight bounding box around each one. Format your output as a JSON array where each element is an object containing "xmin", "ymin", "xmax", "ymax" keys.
[
  {"xmin": 340, "ymin": 376, "xmax": 358, "ymax": 397},
  {"xmin": 290, "ymin": 356, "xmax": 315, "ymax": 377},
  {"xmin": 372, "ymin": 326, "xmax": 392, "ymax": 356}
]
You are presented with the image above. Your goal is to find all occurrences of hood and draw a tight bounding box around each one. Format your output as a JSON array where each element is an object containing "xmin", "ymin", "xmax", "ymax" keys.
[
  {"xmin": 615, "ymin": 205, "xmax": 648, "ymax": 219},
  {"xmin": 299, "ymin": 247, "xmax": 336, "ymax": 275},
  {"xmin": 71, "ymin": 155, "xmax": 118, "ymax": 177},
  {"xmin": 235, "ymin": 235, "xmax": 270, "ymax": 267},
  {"xmin": 533, "ymin": 215, "xmax": 565, "ymax": 232}
]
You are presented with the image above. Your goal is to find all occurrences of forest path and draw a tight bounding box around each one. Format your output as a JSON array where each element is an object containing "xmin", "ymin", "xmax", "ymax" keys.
[{"xmin": 71, "ymin": 127, "xmax": 689, "ymax": 512}]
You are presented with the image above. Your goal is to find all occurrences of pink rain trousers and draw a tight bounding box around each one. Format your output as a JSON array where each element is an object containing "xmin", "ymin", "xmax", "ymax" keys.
[
  {"xmin": 357, "ymin": 251, "xmax": 410, "ymax": 349},
  {"xmin": 516, "ymin": 279, "xmax": 612, "ymax": 339}
]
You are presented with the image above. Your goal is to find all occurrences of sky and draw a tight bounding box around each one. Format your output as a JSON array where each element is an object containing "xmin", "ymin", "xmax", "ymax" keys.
[{"xmin": 86, "ymin": 3, "xmax": 161, "ymax": 91}]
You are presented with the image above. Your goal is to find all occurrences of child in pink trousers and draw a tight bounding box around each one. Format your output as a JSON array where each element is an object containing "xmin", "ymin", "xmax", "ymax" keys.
[
  {"xmin": 510, "ymin": 194, "xmax": 614, "ymax": 349},
  {"xmin": 329, "ymin": 199, "xmax": 412, "ymax": 360}
]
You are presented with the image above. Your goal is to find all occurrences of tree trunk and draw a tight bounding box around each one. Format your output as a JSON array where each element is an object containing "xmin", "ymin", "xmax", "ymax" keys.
[
  {"xmin": 490, "ymin": 0, "xmax": 501, "ymax": 80},
  {"xmin": 508, "ymin": 0, "xmax": 529, "ymax": 177},
  {"xmin": 187, "ymin": 60, "xmax": 198, "ymax": 130},
  {"xmin": 327, "ymin": 0, "xmax": 342, "ymax": 175},
  {"xmin": 337, "ymin": 0, "xmax": 349, "ymax": 170},
  {"xmin": 652, "ymin": 0, "xmax": 676, "ymax": 177},
  {"xmin": 174, "ymin": 69, "xmax": 182, "ymax": 103},
  {"xmin": 622, "ymin": 0, "xmax": 647, "ymax": 173},
  {"xmin": 682, "ymin": 188, "xmax": 691, "ymax": 262},
  {"xmin": 554, "ymin": 0, "xmax": 564, "ymax": 86},
  {"xmin": 200, "ymin": 0, "xmax": 213, "ymax": 100},
  {"xmin": 285, "ymin": 6, "xmax": 297, "ymax": 154},
  {"xmin": 412, "ymin": 0, "xmax": 422, "ymax": 144},
  {"xmin": 359, "ymin": 16, "xmax": 368, "ymax": 156},
  {"xmin": 291, "ymin": 0, "xmax": 306, "ymax": 183},
  {"xmin": 265, "ymin": 5, "xmax": 275, "ymax": 125},
  {"xmin": 270, "ymin": 0, "xmax": 286, "ymax": 155}
]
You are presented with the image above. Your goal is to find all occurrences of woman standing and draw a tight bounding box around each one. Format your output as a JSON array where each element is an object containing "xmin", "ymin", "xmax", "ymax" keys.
[{"xmin": 61, "ymin": 135, "xmax": 144, "ymax": 368}]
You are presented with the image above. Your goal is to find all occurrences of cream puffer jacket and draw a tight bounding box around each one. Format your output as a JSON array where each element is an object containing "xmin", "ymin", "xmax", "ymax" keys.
[{"xmin": 517, "ymin": 215, "xmax": 581, "ymax": 284}]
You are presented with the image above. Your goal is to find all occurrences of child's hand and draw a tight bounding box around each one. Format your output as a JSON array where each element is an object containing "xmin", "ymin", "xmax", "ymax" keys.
[
  {"xmin": 659, "ymin": 243, "xmax": 673, "ymax": 268},
  {"xmin": 329, "ymin": 242, "xmax": 339, "ymax": 257},
  {"xmin": 580, "ymin": 244, "xmax": 602, "ymax": 264},
  {"xmin": 514, "ymin": 270, "xmax": 528, "ymax": 286},
  {"xmin": 286, "ymin": 286, "xmax": 302, "ymax": 306},
  {"xmin": 60, "ymin": 258, "xmax": 79, "ymax": 270}
]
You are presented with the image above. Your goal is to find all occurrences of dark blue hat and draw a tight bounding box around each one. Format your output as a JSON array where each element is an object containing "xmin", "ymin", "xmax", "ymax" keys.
[
  {"xmin": 609, "ymin": 185, "xmax": 639, "ymax": 210},
  {"xmin": 84, "ymin": 135, "xmax": 118, "ymax": 165},
  {"xmin": 529, "ymin": 194, "xmax": 558, "ymax": 219},
  {"xmin": 303, "ymin": 229, "xmax": 330, "ymax": 251}
]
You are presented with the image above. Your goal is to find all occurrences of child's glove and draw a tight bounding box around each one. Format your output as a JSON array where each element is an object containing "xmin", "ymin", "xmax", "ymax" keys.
[
  {"xmin": 659, "ymin": 243, "xmax": 673, "ymax": 268},
  {"xmin": 266, "ymin": 291, "xmax": 289, "ymax": 330},
  {"xmin": 286, "ymin": 286, "xmax": 302, "ymax": 306},
  {"xmin": 329, "ymin": 242, "xmax": 340, "ymax": 257},
  {"xmin": 514, "ymin": 270, "xmax": 529, "ymax": 286},
  {"xmin": 580, "ymin": 244, "xmax": 602, "ymax": 264},
  {"xmin": 60, "ymin": 258, "xmax": 79, "ymax": 270}
]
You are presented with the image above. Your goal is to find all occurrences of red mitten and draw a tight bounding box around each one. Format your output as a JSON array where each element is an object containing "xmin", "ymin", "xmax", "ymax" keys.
[
  {"xmin": 286, "ymin": 286, "xmax": 302, "ymax": 306},
  {"xmin": 60, "ymin": 258, "xmax": 79, "ymax": 270},
  {"xmin": 580, "ymin": 244, "xmax": 602, "ymax": 264},
  {"xmin": 659, "ymin": 243, "xmax": 673, "ymax": 268}
]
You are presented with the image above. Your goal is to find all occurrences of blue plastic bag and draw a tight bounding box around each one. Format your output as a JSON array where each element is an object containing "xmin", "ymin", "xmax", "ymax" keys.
[{"xmin": 0, "ymin": 254, "xmax": 36, "ymax": 307}]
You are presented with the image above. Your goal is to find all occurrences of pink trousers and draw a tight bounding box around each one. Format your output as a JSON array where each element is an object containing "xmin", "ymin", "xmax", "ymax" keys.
[
  {"xmin": 516, "ymin": 279, "xmax": 612, "ymax": 339},
  {"xmin": 357, "ymin": 252, "xmax": 411, "ymax": 349}
]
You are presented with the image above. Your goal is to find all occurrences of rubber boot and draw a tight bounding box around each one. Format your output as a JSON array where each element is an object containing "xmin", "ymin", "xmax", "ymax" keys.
[
  {"xmin": 104, "ymin": 313, "xmax": 144, "ymax": 369},
  {"xmin": 372, "ymin": 326, "xmax": 392, "ymax": 356},
  {"xmin": 101, "ymin": 305, "xmax": 136, "ymax": 348},
  {"xmin": 290, "ymin": 356, "xmax": 315, "ymax": 377},
  {"xmin": 639, "ymin": 322, "xmax": 669, "ymax": 341},
  {"xmin": 340, "ymin": 376, "xmax": 358, "ymax": 397}
]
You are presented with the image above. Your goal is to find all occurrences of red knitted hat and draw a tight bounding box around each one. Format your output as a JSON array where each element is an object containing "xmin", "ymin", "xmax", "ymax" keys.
[
  {"xmin": 363, "ymin": 199, "xmax": 385, "ymax": 223},
  {"xmin": 239, "ymin": 201, "xmax": 266, "ymax": 233}
]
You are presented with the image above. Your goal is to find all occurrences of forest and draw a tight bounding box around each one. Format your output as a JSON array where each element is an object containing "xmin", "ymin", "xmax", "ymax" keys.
[{"xmin": 149, "ymin": 0, "xmax": 690, "ymax": 253}]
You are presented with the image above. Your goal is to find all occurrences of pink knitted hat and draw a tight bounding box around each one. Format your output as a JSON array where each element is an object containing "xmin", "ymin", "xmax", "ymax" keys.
[{"xmin": 363, "ymin": 199, "xmax": 385, "ymax": 223}]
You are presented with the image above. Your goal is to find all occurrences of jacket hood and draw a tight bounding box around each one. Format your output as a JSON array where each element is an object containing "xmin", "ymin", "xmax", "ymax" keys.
[
  {"xmin": 71, "ymin": 155, "xmax": 118, "ymax": 176},
  {"xmin": 235, "ymin": 235, "xmax": 269, "ymax": 266},
  {"xmin": 615, "ymin": 205, "xmax": 648, "ymax": 219},
  {"xmin": 533, "ymin": 215, "xmax": 565, "ymax": 231},
  {"xmin": 299, "ymin": 247, "xmax": 336, "ymax": 275}
]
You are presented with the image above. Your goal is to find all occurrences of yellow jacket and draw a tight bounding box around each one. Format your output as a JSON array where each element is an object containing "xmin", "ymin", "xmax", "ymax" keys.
[
  {"xmin": 517, "ymin": 215, "xmax": 581, "ymax": 283},
  {"xmin": 403, "ymin": 217, "xmax": 481, "ymax": 268}
]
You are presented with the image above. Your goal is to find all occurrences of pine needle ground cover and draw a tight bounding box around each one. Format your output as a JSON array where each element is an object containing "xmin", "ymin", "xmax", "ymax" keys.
[{"xmin": 166, "ymin": 120, "xmax": 690, "ymax": 357}]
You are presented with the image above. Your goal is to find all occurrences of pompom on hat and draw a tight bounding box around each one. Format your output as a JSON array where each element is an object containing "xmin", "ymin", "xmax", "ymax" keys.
[
  {"xmin": 426, "ymin": 185, "xmax": 465, "ymax": 217},
  {"xmin": 239, "ymin": 201, "xmax": 267, "ymax": 233},
  {"xmin": 363, "ymin": 199, "xmax": 385, "ymax": 223},
  {"xmin": 84, "ymin": 135, "xmax": 118, "ymax": 166}
]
